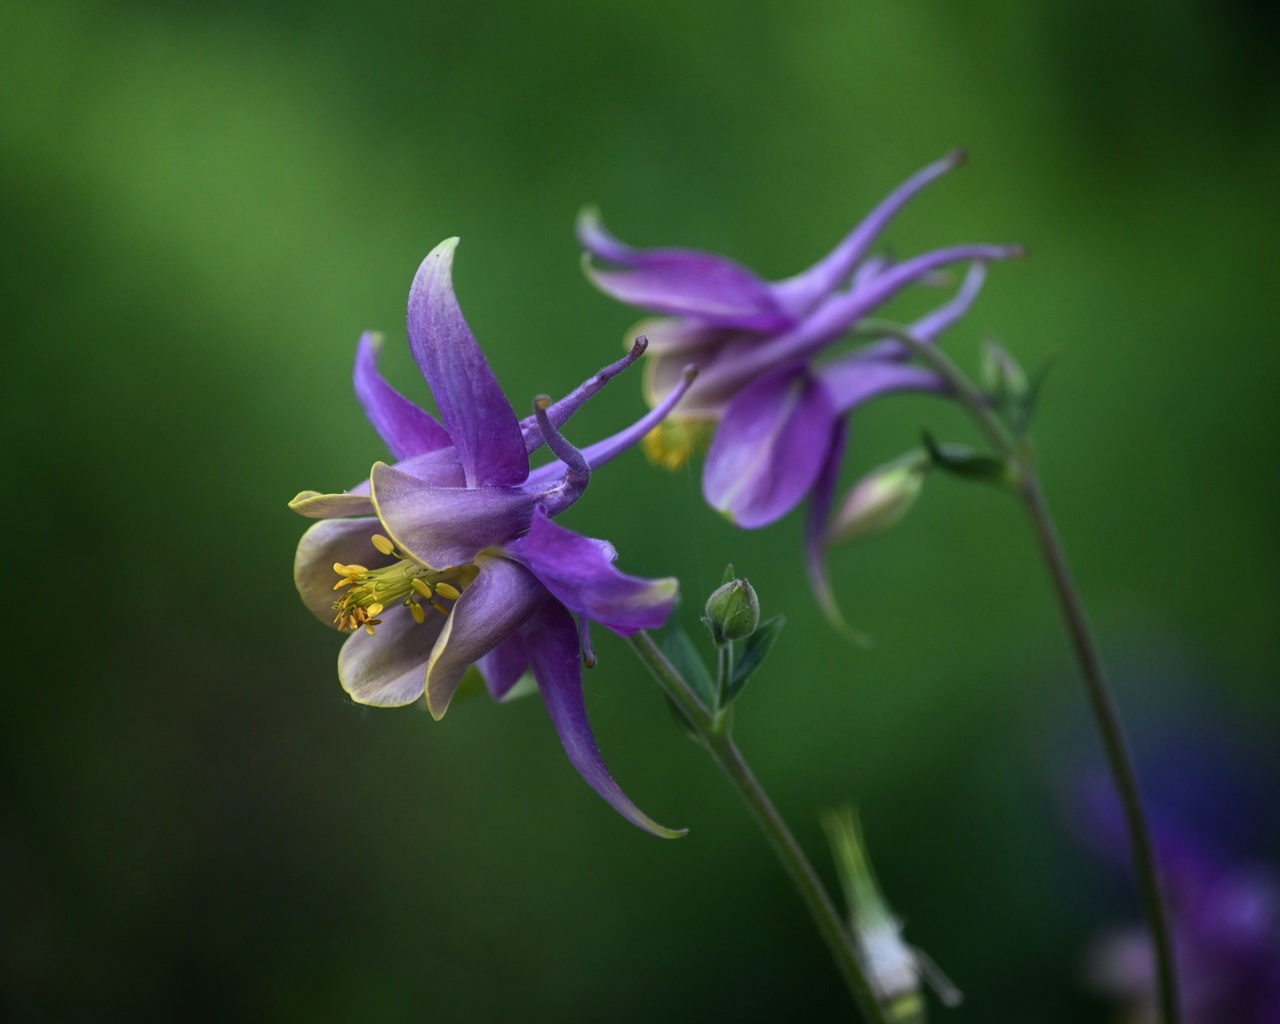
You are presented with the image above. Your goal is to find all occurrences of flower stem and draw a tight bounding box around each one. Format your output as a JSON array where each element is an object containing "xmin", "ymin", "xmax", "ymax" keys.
[
  {"xmin": 628, "ymin": 631, "xmax": 889, "ymax": 1024},
  {"xmin": 1018, "ymin": 471, "xmax": 1180, "ymax": 1024},
  {"xmin": 859, "ymin": 321, "xmax": 1181, "ymax": 1024}
]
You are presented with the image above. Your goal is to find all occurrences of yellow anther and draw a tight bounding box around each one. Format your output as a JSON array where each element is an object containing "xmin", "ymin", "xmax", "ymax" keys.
[
  {"xmin": 365, "ymin": 623, "xmax": 378, "ymax": 635},
  {"xmin": 409, "ymin": 601, "xmax": 426, "ymax": 624},
  {"xmin": 641, "ymin": 419, "xmax": 713, "ymax": 472},
  {"xmin": 371, "ymin": 534, "xmax": 396, "ymax": 556},
  {"xmin": 366, "ymin": 603, "xmax": 384, "ymax": 618},
  {"xmin": 411, "ymin": 578, "xmax": 434, "ymax": 599},
  {"xmin": 434, "ymin": 582, "xmax": 461, "ymax": 601},
  {"xmin": 430, "ymin": 599, "xmax": 451, "ymax": 616}
]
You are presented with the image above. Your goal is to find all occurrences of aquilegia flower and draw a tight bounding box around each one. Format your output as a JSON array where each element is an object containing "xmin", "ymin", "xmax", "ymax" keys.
[
  {"xmin": 579, "ymin": 152, "xmax": 1021, "ymax": 618},
  {"xmin": 1073, "ymin": 715, "xmax": 1280, "ymax": 1022},
  {"xmin": 291, "ymin": 238, "xmax": 693, "ymax": 837}
]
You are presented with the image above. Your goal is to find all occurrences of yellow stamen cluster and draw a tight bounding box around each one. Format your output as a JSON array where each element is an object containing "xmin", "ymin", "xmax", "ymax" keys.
[
  {"xmin": 333, "ymin": 533, "xmax": 479, "ymax": 635},
  {"xmin": 641, "ymin": 418, "xmax": 714, "ymax": 472}
]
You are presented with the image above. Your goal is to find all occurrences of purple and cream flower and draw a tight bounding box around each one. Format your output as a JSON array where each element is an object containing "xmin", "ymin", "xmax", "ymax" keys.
[
  {"xmin": 579, "ymin": 152, "xmax": 1021, "ymax": 617},
  {"xmin": 291, "ymin": 238, "xmax": 692, "ymax": 837}
]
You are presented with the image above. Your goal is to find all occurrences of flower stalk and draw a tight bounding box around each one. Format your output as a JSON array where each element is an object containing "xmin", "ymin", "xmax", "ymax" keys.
[
  {"xmin": 857, "ymin": 320, "xmax": 1181, "ymax": 1024},
  {"xmin": 627, "ymin": 631, "xmax": 890, "ymax": 1024}
]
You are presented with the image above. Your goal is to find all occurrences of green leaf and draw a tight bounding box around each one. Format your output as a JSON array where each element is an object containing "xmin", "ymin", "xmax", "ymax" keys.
[
  {"xmin": 922, "ymin": 432, "xmax": 1013, "ymax": 488},
  {"xmin": 728, "ymin": 614, "xmax": 785, "ymax": 701},
  {"xmin": 662, "ymin": 621, "xmax": 716, "ymax": 710}
]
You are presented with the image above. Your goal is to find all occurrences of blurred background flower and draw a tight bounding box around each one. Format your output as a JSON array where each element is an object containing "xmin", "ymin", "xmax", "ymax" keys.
[
  {"xmin": 1067, "ymin": 676, "xmax": 1280, "ymax": 1024},
  {"xmin": 2, "ymin": 2, "xmax": 1278, "ymax": 1021}
]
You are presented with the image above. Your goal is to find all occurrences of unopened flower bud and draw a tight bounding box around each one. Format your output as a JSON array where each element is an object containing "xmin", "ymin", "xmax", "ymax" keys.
[
  {"xmin": 704, "ymin": 577, "xmax": 759, "ymax": 645},
  {"xmin": 828, "ymin": 460, "xmax": 926, "ymax": 545},
  {"xmin": 982, "ymin": 339, "xmax": 1029, "ymax": 404}
]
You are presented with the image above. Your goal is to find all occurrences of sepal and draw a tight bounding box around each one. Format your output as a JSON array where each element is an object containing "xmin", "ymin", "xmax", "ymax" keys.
[
  {"xmin": 922, "ymin": 432, "xmax": 1015, "ymax": 489},
  {"xmin": 727, "ymin": 614, "xmax": 785, "ymax": 703}
]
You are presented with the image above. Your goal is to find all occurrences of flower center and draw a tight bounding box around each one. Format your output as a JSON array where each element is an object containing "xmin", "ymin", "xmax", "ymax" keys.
[
  {"xmin": 333, "ymin": 533, "xmax": 479, "ymax": 634},
  {"xmin": 641, "ymin": 418, "xmax": 713, "ymax": 472}
]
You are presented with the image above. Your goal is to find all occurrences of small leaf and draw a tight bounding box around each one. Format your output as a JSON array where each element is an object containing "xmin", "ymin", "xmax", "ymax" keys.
[
  {"xmin": 1012, "ymin": 349, "xmax": 1061, "ymax": 436},
  {"xmin": 662, "ymin": 621, "xmax": 716, "ymax": 710},
  {"xmin": 728, "ymin": 614, "xmax": 785, "ymax": 701},
  {"xmin": 922, "ymin": 432, "xmax": 1012, "ymax": 488}
]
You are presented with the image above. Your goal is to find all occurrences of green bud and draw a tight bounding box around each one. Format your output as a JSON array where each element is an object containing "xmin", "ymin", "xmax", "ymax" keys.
[
  {"xmin": 982, "ymin": 339, "xmax": 1029, "ymax": 404},
  {"xmin": 703, "ymin": 577, "xmax": 759, "ymax": 645},
  {"xmin": 827, "ymin": 459, "xmax": 926, "ymax": 545}
]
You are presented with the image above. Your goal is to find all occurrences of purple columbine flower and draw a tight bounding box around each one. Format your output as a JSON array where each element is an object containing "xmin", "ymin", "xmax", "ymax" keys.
[
  {"xmin": 580, "ymin": 152, "xmax": 1021, "ymax": 618},
  {"xmin": 1074, "ymin": 722, "xmax": 1280, "ymax": 1022},
  {"xmin": 291, "ymin": 238, "xmax": 694, "ymax": 838}
]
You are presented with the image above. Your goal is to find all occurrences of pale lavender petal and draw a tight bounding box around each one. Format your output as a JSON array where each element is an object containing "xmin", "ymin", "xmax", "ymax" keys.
[
  {"xmin": 406, "ymin": 238, "xmax": 528, "ymax": 487},
  {"xmin": 575, "ymin": 206, "xmax": 641, "ymax": 264},
  {"xmin": 506, "ymin": 508, "xmax": 678, "ymax": 636},
  {"xmin": 520, "ymin": 337, "xmax": 647, "ymax": 455},
  {"xmin": 477, "ymin": 633, "xmax": 530, "ymax": 701},
  {"xmin": 338, "ymin": 604, "xmax": 447, "ymax": 707},
  {"xmin": 857, "ymin": 262, "xmax": 989, "ymax": 363},
  {"xmin": 353, "ymin": 332, "xmax": 452, "ymax": 459},
  {"xmin": 524, "ymin": 600, "xmax": 685, "ymax": 838},
  {"xmin": 294, "ymin": 516, "xmax": 388, "ymax": 627},
  {"xmin": 288, "ymin": 490, "xmax": 376, "ymax": 519},
  {"xmin": 702, "ymin": 369, "xmax": 838, "ymax": 528},
  {"xmin": 424, "ymin": 554, "xmax": 547, "ymax": 718},
  {"xmin": 816, "ymin": 359, "xmax": 946, "ymax": 415},
  {"xmin": 523, "ymin": 364, "xmax": 698, "ymax": 488},
  {"xmin": 773, "ymin": 150, "xmax": 966, "ymax": 313},
  {"xmin": 370, "ymin": 461, "xmax": 537, "ymax": 568}
]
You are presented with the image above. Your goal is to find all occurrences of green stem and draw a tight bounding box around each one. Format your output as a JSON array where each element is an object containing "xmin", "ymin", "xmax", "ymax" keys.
[
  {"xmin": 628, "ymin": 632, "xmax": 888, "ymax": 1024},
  {"xmin": 1018, "ymin": 472, "xmax": 1180, "ymax": 1024},
  {"xmin": 861, "ymin": 321, "xmax": 1181, "ymax": 1024}
]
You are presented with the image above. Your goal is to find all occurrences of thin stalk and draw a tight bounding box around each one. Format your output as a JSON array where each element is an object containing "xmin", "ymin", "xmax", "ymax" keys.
[
  {"xmin": 628, "ymin": 631, "xmax": 889, "ymax": 1024},
  {"xmin": 1019, "ymin": 472, "xmax": 1180, "ymax": 1024},
  {"xmin": 857, "ymin": 320, "xmax": 1181, "ymax": 1023}
]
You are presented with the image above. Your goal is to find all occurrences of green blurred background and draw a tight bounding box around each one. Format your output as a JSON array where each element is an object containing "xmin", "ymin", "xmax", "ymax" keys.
[{"xmin": 3, "ymin": 1, "xmax": 1278, "ymax": 1020}]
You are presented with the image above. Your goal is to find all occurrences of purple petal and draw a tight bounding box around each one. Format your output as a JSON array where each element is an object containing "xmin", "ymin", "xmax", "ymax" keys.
[
  {"xmin": 338, "ymin": 604, "xmax": 447, "ymax": 707},
  {"xmin": 520, "ymin": 337, "xmax": 647, "ymax": 456},
  {"xmin": 353, "ymin": 332, "xmax": 452, "ymax": 459},
  {"xmin": 293, "ymin": 516, "xmax": 388, "ymax": 628},
  {"xmin": 702, "ymin": 369, "xmax": 838, "ymax": 528},
  {"xmin": 856, "ymin": 262, "xmax": 989, "ymax": 363},
  {"xmin": 424, "ymin": 554, "xmax": 547, "ymax": 718},
  {"xmin": 773, "ymin": 150, "xmax": 966, "ymax": 313},
  {"xmin": 524, "ymin": 600, "xmax": 685, "ymax": 838},
  {"xmin": 815, "ymin": 359, "xmax": 946, "ymax": 415},
  {"xmin": 288, "ymin": 490, "xmax": 376, "ymax": 519},
  {"xmin": 369, "ymin": 461, "xmax": 538, "ymax": 568},
  {"xmin": 476, "ymin": 633, "xmax": 530, "ymax": 701},
  {"xmin": 406, "ymin": 239, "xmax": 528, "ymax": 487},
  {"xmin": 693, "ymin": 243, "xmax": 1020, "ymax": 399},
  {"xmin": 506, "ymin": 508, "xmax": 678, "ymax": 636},
  {"xmin": 578, "ymin": 210, "xmax": 792, "ymax": 330}
]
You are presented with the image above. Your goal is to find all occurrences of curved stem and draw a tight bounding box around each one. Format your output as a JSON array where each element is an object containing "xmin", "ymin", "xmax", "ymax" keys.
[
  {"xmin": 628, "ymin": 632, "xmax": 889, "ymax": 1024},
  {"xmin": 1019, "ymin": 473, "xmax": 1180, "ymax": 1024},
  {"xmin": 862, "ymin": 323, "xmax": 1181, "ymax": 1024}
]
